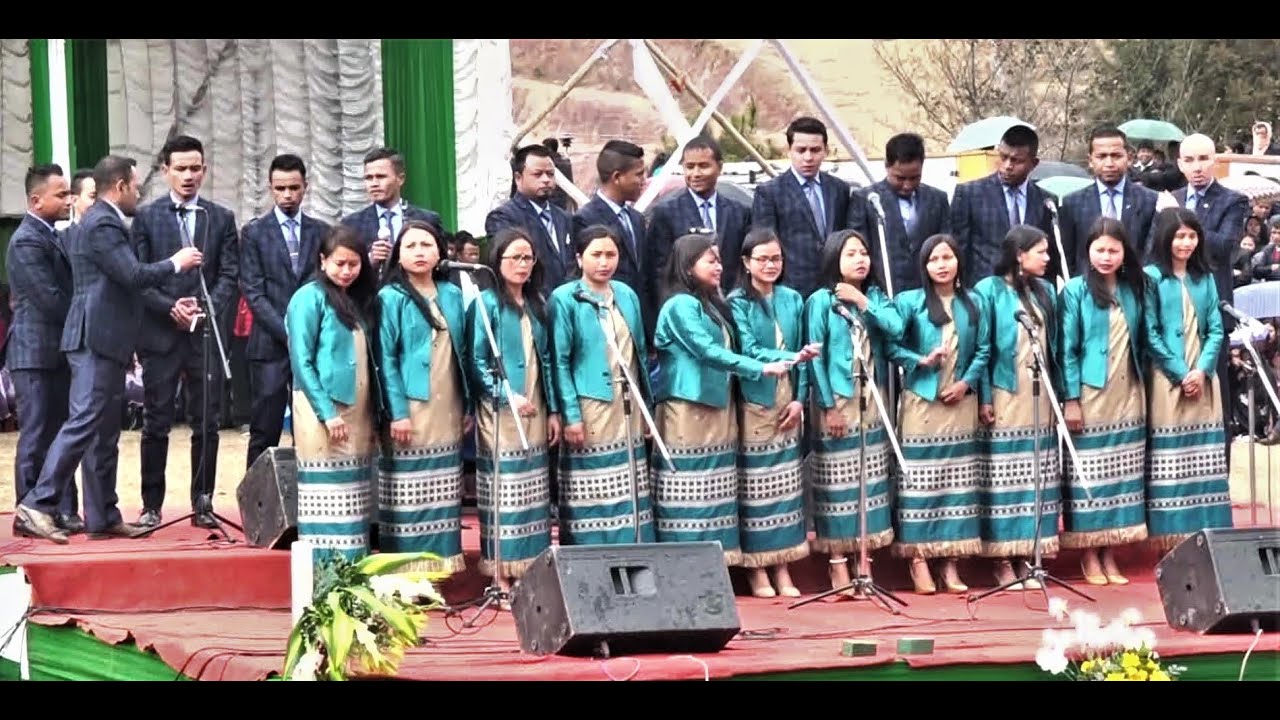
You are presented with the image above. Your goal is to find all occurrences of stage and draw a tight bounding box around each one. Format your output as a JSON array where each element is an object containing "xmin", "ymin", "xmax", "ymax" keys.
[{"xmin": 1, "ymin": 505, "xmax": 1277, "ymax": 681}]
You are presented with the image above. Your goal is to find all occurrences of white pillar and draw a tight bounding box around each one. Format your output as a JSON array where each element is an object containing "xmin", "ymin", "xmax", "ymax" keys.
[
  {"xmin": 47, "ymin": 39, "xmax": 71, "ymax": 173},
  {"xmin": 290, "ymin": 540, "xmax": 314, "ymax": 624}
]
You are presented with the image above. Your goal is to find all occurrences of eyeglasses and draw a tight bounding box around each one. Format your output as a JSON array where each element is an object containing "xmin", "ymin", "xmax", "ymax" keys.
[
  {"xmin": 750, "ymin": 255, "xmax": 784, "ymax": 266},
  {"xmin": 502, "ymin": 254, "xmax": 537, "ymax": 265}
]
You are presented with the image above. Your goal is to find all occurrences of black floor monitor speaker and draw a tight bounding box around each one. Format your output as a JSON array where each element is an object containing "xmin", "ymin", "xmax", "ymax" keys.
[
  {"xmin": 510, "ymin": 542, "xmax": 741, "ymax": 657},
  {"xmin": 235, "ymin": 447, "xmax": 298, "ymax": 549},
  {"xmin": 1155, "ymin": 527, "xmax": 1280, "ymax": 634}
]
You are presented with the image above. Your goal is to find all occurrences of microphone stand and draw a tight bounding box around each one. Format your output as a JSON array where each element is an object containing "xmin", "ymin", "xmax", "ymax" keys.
[
  {"xmin": 585, "ymin": 293, "xmax": 675, "ymax": 543},
  {"xmin": 447, "ymin": 268, "xmax": 530, "ymax": 627},
  {"xmin": 140, "ymin": 205, "xmax": 240, "ymax": 541},
  {"xmin": 868, "ymin": 198, "xmax": 899, "ymax": 436},
  {"xmin": 790, "ymin": 308, "xmax": 909, "ymax": 614},
  {"xmin": 968, "ymin": 320, "xmax": 1095, "ymax": 611},
  {"xmin": 1233, "ymin": 325, "xmax": 1280, "ymax": 526}
]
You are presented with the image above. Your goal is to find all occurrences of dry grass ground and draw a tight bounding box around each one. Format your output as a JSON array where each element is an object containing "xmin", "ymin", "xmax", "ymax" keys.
[{"xmin": 0, "ymin": 429, "xmax": 1276, "ymax": 523}]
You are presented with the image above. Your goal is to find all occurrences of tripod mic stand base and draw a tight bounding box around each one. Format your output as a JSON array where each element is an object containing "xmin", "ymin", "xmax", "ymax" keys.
[
  {"xmin": 447, "ymin": 583, "xmax": 512, "ymax": 628},
  {"xmin": 966, "ymin": 565, "xmax": 1095, "ymax": 607},
  {"xmin": 788, "ymin": 576, "xmax": 908, "ymax": 614},
  {"xmin": 138, "ymin": 511, "xmax": 243, "ymax": 542}
]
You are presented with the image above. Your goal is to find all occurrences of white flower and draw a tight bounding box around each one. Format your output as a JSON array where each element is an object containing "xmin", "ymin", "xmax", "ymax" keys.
[
  {"xmin": 405, "ymin": 578, "xmax": 442, "ymax": 603},
  {"xmin": 1041, "ymin": 628, "xmax": 1074, "ymax": 653},
  {"xmin": 368, "ymin": 575, "xmax": 399, "ymax": 601},
  {"xmin": 1119, "ymin": 607, "xmax": 1143, "ymax": 626},
  {"xmin": 291, "ymin": 648, "xmax": 323, "ymax": 681},
  {"xmin": 1035, "ymin": 645, "xmax": 1070, "ymax": 674},
  {"xmin": 1048, "ymin": 597, "xmax": 1070, "ymax": 621},
  {"xmin": 354, "ymin": 623, "xmax": 380, "ymax": 656}
]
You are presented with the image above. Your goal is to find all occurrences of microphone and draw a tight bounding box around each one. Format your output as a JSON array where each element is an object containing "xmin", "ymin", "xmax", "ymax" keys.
[
  {"xmin": 1014, "ymin": 308, "xmax": 1039, "ymax": 335},
  {"xmin": 1043, "ymin": 198, "xmax": 1058, "ymax": 215},
  {"xmin": 1220, "ymin": 300, "xmax": 1263, "ymax": 328},
  {"xmin": 831, "ymin": 302, "xmax": 862, "ymax": 329},
  {"xmin": 438, "ymin": 259, "xmax": 489, "ymax": 274},
  {"xmin": 573, "ymin": 287, "xmax": 602, "ymax": 308},
  {"xmin": 866, "ymin": 191, "xmax": 885, "ymax": 218}
]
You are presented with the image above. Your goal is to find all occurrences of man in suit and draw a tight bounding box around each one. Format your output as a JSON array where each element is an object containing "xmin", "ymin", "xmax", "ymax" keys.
[
  {"xmin": 847, "ymin": 132, "xmax": 950, "ymax": 294},
  {"xmin": 131, "ymin": 135, "xmax": 240, "ymax": 528},
  {"xmin": 1170, "ymin": 132, "xmax": 1250, "ymax": 461},
  {"xmin": 4, "ymin": 164, "xmax": 82, "ymax": 535},
  {"xmin": 570, "ymin": 140, "xmax": 652, "ymax": 329},
  {"xmin": 240, "ymin": 153, "xmax": 330, "ymax": 470},
  {"xmin": 485, "ymin": 144, "xmax": 575, "ymax": 296},
  {"xmin": 341, "ymin": 146, "xmax": 442, "ymax": 278},
  {"xmin": 750, "ymin": 116, "xmax": 851, "ymax": 298},
  {"xmin": 1060, "ymin": 125, "xmax": 1159, "ymax": 275},
  {"xmin": 17, "ymin": 155, "xmax": 202, "ymax": 542},
  {"xmin": 647, "ymin": 136, "xmax": 750, "ymax": 292},
  {"xmin": 951, "ymin": 124, "xmax": 1060, "ymax": 284}
]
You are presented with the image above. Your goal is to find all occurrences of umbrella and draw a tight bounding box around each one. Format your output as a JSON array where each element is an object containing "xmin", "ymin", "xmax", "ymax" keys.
[
  {"xmin": 1119, "ymin": 119, "xmax": 1185, "ymax": 143},
  {"xmin": 1036, "ymin": 176, "xmax": 1093, "ymax": 200},
  {"xmin": 1217, "ymin": 174, "xmax": 1280, "ymax": 201},
  {"xmin": 1030, "ymin": 160, "xmax": 1090, "ymax": 181},
  {"xmin": 947, "ymin": 116, "xmax": 1035, "ymax": 153}
]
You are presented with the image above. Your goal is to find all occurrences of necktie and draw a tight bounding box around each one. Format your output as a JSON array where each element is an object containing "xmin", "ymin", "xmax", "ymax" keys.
[
  {"xmin": 806, "ymin": 179, "xmax": 825, "ymax": 235},
  {"xmin": 1103, "ymin": 188, "xmax": 1119, "ymax": 219},
  {"xmin": 1007, "ymin": 187, "xmax": 1021, "ymax": 227},
  {"xmin": 1186, "ymin": 192, "xmax": 1198, "ymax": 212},
  {"xmin": 382, "ymin": 209, "xmax": 395, "ymax": 242},
  {"xmin": 284, "ymin": 218, "xmax": 300, "ymax": 274},
  {"xmin": 539, "ymin": 209, "xmax": 556, "ymax": 245},
  {"xmin": 700, "ymin": 200, "xmax": 714, "ymax": 231},
  {"xmin": 618, "ymin": 210, "xmax": 636, "ymax": 254},
  {"xmin": 902, "ymin": 195, "xmax": 917, "ymax": 235},
  {"xmin": 176, "ymin": 206, "xmax": 194, "ymax": 245}
]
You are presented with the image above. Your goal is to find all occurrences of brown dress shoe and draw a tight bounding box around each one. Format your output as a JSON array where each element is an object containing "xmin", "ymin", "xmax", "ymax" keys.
[
  {"xmin": 88, "ymin": 522, "xmax": 149, "ymax": 540},
  {"xmin": 15, "ymin": 505, "xmax": 70, "ymax": 544}
]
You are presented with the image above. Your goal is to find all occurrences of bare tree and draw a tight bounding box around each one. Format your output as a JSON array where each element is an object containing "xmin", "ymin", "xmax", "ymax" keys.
[{"xmin": 873, "ymin": 39, "xmax": 1096, "ymax": 160}]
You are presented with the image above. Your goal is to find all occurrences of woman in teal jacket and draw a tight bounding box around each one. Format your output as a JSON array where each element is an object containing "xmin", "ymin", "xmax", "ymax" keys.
[
  {"xmin": 465, "ymin": 227, "xmax": 561, "ymax": 594},
  {"xmin": 285, "ymin": 225, "xmax": 380, "ymax": 569},
  {"xmin": 376, "ymin": 220, "xmax": 471, "ymax": 573},
  {"xmin": 1059, "ymin": 217, "xmax": 1149, "ymax": 584},
  {"xmin": 1143, "ymin": 207, "xmax": 1233, "ymax": 550},
  {"xmin": 727, "ymin": 228, "xmax": 821, "ymax": 598},
  {"xmin": 550, "ymin": 225, "xmax": 654, "ymax": 546},
  {"xmin": 973, "ymin": 225, "xmax": 1061, "ymax": 590},
  {"xmin": 887, "ymin": 234, "xmax": 988, "ymax": 594},
  {"xmin": 651, "ymin": 232, "xmax": 795, "ymax": 566},
  {"xmin": 804, "ymin": 229, "xmax": 903, "ymax": 595}
]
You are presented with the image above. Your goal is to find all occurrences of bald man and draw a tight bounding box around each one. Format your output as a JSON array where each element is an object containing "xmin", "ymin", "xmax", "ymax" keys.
[{"xmin": 1168, "ymin": 132, "xmax": 1249, "ymax": 462}]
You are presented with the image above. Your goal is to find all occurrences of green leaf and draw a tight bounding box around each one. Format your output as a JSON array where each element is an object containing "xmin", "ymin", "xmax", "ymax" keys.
[
  {"xmin": 282, "ymin": 623, "xmax": 307, "ymax": 679},
  {"xmin": 354, "ymin": 552, "xmax": 442, "ymax": 576},
  {"xmin": 346, "ymin": 585, "xmax": 421, "ymax": 645},
  {"xmin": 324, "ymin": 592, "xmax": 359, "ymax": 680}
]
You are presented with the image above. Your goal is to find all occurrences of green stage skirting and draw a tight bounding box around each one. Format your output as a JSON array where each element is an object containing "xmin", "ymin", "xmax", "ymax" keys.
[{"xmin": 0, "ymin": 622, "xmax": 1275, "ymax": 681}]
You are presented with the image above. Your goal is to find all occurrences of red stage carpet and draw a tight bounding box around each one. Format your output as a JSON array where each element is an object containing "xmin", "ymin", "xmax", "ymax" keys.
[{"xmin": 2, "ymin": 506, "xmax": 1277, "ymax": 681}]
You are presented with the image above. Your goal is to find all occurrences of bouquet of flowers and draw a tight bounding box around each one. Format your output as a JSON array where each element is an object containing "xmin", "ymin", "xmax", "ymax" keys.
[
  {"xmin": 1035, "ymin": 598, "xmax": 1187, "ymax": 681},
  {"xmin": 283, "ymin": 552, "xmax": 450, "ymax": 681}
]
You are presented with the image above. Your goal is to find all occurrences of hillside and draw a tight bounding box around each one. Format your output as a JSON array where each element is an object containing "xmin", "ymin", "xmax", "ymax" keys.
[{"xmin": 510, "ymin": 39, "xmax": 930, "ymax": 194}]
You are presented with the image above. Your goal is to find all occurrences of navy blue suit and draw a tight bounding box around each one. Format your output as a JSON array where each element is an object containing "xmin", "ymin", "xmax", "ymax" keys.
[
  {"xmin": 750, "ymin": 169, "xmax": 851, "ymax": 298},
  {"xmin": 571, "ymin": 194, "xmax": 654, "ymax": 337},
  {"xmin": 239, "ymin": 208, "xmax": 329, "ymax": 468},
  {"xmin": 4, "ymin": 214, "xmax": 79, "ymax": 518},
  {"xmin": 847, "ymin": 181, "xmax": 951, "ymax": 293},
  {"xmin": 1059, "ymin": 179, "xmax": 1158, "ymax": 277},
  {"xmin": 24, "ymin": 201, "xmax": 177, "ymax": 532},
  {"xmin": 485, "ymin": 196, "xmax": 574, "ymax": 296},
  {"xmin": 647, "ymin": 189, "xmax": 751, "ymax": 292},
  {"xmin": 950, "ymin": 173, "xmax": 1059, "ymax": 283},
  {"xmin": 341, "ymin": 201, "xmax": 441, "ymax": 281},
  {"xmin": 132, "ymin": 196, "xmax": 240, "ymax": 513}
]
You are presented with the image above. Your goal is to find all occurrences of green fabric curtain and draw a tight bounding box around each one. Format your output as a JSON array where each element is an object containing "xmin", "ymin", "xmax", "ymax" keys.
[
  {"xmin": 29, "ymin": 39, "xmax": 51, "ymax": 165},
  {"xmin": 67, "ymin": 39, "xmax": 109, "ymax": 171},
  {"xmin": 381, "ymin": 39, "xmax": 457, "ymax": 232}
]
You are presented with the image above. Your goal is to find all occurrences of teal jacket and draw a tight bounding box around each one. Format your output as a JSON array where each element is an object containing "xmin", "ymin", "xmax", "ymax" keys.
[
  {"xmin": 377, "ymin": 281, "xmax": 470, "ymax": 421},
  {"xmin": 1058, "ymin": 276, "xmax": 1144, "ymax": 401},
  {"xmin": 286, "ymin": 281, "xmax": 372, "ymax": 423},
  {"xmin": 887, "ymin": 288, "xmax": 990, "ymax": 402},
  {"xmin": 727, "ymin": 285, "xmax": 810, "ymax": 408},
  {"xmin": 1142, "ymin": 265, "xmax": 1224, "ymax": 384},
  {"xmin": 549, "ymin": 279, "xmax": 650, "ymax": 426},
  {"xmin": 653, "ymin": 293, "xmax": 764, "ymax": 408},
  {"xmin": 973, "ymin": 275, "xmax": 1060, "ymax": 405},
  {"xmin": 805, "ymin": 285, "xmax": 904, "ymax": 409},
  {"xmin": 465, "ymin": 289, "xmax": 558, "ymax": 414}
]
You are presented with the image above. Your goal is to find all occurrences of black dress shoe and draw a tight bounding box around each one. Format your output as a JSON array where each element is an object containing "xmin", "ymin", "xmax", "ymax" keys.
[
  {"xmin": 56, "ymin": 513, "xmax": 86, "ymax": 534},
  {"xmin": 15, "ymin": 505, "xmax": 70, "ymax": 544},
  {"xmin": 192, "ymin": 512, "xmax": 219, "ymax": 529},
  {"xmin": 137, "ymin": 509, "xmax": 161, "ymax": 527}
]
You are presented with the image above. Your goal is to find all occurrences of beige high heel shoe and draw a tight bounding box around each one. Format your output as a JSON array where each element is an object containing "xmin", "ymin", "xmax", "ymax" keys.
[{"xmin": 910, "ymin": 557, "xmax": 937, "ymax": 595}]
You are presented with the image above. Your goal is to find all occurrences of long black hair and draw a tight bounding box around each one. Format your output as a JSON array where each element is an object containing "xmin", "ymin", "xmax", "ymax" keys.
[
  {"xmin": 663, "ymin": 231, "xmax": 733, "ymax": 331},
  {"xmin": 382, "ymin": 219, "xmax": 448, "ymax": 330},
  {"xmin": 918, "ymin": 234, "xmax": 978, "ymax": 328},
  {"xmin": 1084, "ymin": 216, "xmax": 1147, "ymax": 315},
  {"xmin": 818, "ymin": 229, "xmax": 885, "ymax": 293},
  {"xmin": 993, "ymin": 224, "xmax": 1057, "ymax": 336},
  {"xmin": 571, "ymin": 224, "xmax": 622, "ymax": 281},
  {"xmin": 487, "ymin": 226, "xmax": 547, "ymax": 323},
  {"xmin": 317, "ymin": 224, "xmax": 377, "ymax": 330},
  {"xmin": 1151, "ymin": 206, "xmax": 1213, "ymax": 280},
  {"xmin": 735, "ymin": 227, "xmax": 786, "ymax": 309}
]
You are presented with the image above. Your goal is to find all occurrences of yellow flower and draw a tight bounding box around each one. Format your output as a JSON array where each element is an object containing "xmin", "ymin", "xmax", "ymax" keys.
[
  {"xmin": 1105, "ymin": 672, "xmax": 1127, "ymax": 681},
  {"xmin": 1121, "ymin": 652, "xmax": 1140, "ymax": 668},
  {"xmin": 1128, "ymin": 669, "xmax": 1149, "ymax": 681},
  {"xmin": 1080, "ymin": 660, "xmax": 1095, "ymax": 673},
  {"xmin": 1150, "ymin": 670, "xmax": 1171, "ymax": 681}
]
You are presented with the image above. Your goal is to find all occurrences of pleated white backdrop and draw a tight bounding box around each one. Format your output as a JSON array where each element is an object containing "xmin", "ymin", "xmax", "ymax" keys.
[{"xmin": 0, "ymin": 40, "xmax": 33, "ymax": 217}]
